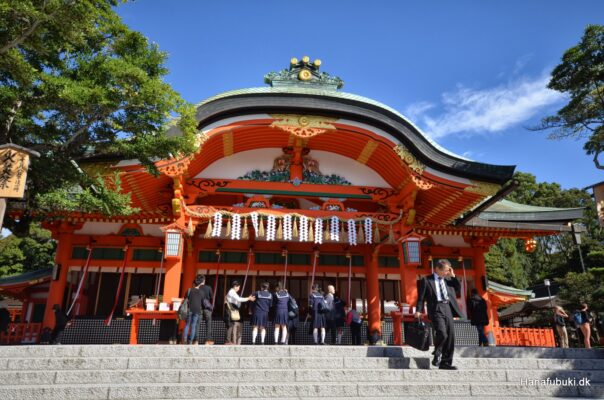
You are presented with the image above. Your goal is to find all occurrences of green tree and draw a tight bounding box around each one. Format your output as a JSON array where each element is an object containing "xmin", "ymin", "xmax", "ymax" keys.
[
  {"xmin": 557, "ymin": 271, "xmax": 603, "ymax": 312},
  {"xmin": 0, "ymin": 0, "xmax": 198, "ymax": 235},
  {"xmin": 536, "ymin": 24, "xmax": 604, "ymax": 169},
  {"xmin": 485, "ymin": 172, "xmax": 600, "ymax": 288},
  {"xmin": 0, "ymin": 223, "xmax": 55, "ymax": 278}
]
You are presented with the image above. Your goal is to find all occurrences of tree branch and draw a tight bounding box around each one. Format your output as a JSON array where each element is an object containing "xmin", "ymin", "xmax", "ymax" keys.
[
  {"xmin": 593, "ymin": 150, "xmax": 604, "ymax": 170},
  {"xmin": 0, "ymin": 99, "xmax": 22, "ymax": 143}
]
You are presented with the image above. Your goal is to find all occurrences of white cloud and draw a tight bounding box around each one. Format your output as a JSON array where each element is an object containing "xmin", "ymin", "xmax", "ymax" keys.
[
  {"xmin": 404, "ymin": 101, "xmax": 434, "ymax": 121},
  {"xmin": 406, "ymin": 74, "xmax": 565, "ymax": 139}
]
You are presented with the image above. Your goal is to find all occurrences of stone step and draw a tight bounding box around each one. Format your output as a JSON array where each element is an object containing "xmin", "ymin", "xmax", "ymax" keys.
[
  {"xmin": 3, "ymin": 355, "xmax": 603, "ymax": 371},
  {"xmin": 1, "ymin": 368, "xmax": 603, "ymax": 386},
  {"xmin": 1, "ymin": 345, "xmax": 602, "ymax": 360},
  {"xmin": 0, "ymin": 382, "xmax": 602, "ymax": 399}
]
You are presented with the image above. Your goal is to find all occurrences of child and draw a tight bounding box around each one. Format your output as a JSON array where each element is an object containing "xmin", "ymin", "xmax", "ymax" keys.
[
  {"xmin": 309, "ymin": 284, "xmax": 326, "ymax": 345},
  {"xmin": 273, "ymin": 282, "xmax": 290, "ymax": 345},
  {"xmin": 251, "ymin": 282, "xmax": 273, "ymax": 344}
]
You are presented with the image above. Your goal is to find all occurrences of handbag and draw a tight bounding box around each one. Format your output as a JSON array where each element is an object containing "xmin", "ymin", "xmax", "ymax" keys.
[
  {"xmin": 405, "ymin": 318, "xmax": 430, "ymax": 351},
  {"xmin": 225, "ymin": 301, "xmax": 240, "ymax": 322}
]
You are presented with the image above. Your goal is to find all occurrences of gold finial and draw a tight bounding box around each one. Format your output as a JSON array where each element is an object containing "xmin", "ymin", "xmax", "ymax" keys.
[
  {"xmin": 290, "ymin": 57, "xmax": 298, "ymax": 65},
  {"xmin": 302, "ymin": 56, "xmax": 310, "ymax": 63},
  {"xmin": 313, "ymin": 59, "xmax": 321, "ymax": 67}
]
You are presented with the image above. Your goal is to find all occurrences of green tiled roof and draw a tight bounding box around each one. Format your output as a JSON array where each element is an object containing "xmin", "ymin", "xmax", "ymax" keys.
[
  {"xmin": 487, "ymin": 280, "xmax": 534, "ymax": 298},
  {"xmin": 0, "ymin": 268, "xmax": 52, "ymax": 286},
  {"xmin": 480, "ymin": 199, "xmax": 584, "ymax": 223}
]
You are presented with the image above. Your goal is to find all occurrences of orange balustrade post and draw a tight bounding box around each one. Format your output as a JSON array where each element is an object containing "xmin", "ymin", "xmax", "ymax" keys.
[{"xmin": 473, "ymin": 246, "xmax": 497, "ymax": 346}]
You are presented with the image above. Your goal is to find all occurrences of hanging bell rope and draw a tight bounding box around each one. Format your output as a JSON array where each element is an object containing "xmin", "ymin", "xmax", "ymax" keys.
[
  {"xmin": 104, "ymin": 244, "xmax": 129, "ymax": 326},
  {"xmin": 211, "ymin": 250, "xmax": 222, "ymax": 307},
  {"xmin": 282, "ymin": 249, "xmax": 289, "ymax": 289},
  {"xmin": 66, "ymin": 245, "xmax": 94, "ymax": 316},
  {"xmin": 241, "ymin": 248, "xmax": 254, "ymax": 297}
]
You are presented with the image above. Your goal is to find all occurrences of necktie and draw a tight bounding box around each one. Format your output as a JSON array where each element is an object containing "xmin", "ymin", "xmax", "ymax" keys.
[{"xmin": 439, "ymin": 278, "xmax": 449, "ymax": 301}]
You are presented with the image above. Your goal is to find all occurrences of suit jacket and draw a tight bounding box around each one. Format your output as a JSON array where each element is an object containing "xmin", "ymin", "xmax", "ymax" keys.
[{"xmin": 416, "ymin": 274, "xmax": 466, "ymax": 320}]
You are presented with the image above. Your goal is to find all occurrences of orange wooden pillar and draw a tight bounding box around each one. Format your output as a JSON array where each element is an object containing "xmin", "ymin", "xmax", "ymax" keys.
[
  {"xmin": 399, "ymin": 253, "xmax": 418, "ymax": 310},
  {"xmin": 473, "ymin": 246, "xmax": 497, "ymax": 346},
  {"xmin": 42, "ymin": 227, "xmax": 74, "ymax": 329},
  {"xmin": 163, "ymin": 256, "xmax": 183, "ymax": 304},
  {"xmin": 180, "ymin": 238, "xmax": 196, "ymax": 297},
  {"xmin": 366, "ymin": 250, "xmax": 381, "ymax": 337}
]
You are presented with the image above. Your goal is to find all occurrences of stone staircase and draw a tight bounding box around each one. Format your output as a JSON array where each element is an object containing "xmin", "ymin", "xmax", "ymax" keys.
[{"xmin": 0, "ymin": 345, "xmax": 602, "ymax": 399}]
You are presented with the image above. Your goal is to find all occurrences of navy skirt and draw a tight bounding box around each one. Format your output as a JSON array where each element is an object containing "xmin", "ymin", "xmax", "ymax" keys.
[
  {"xmin": 274, "ymin": 308, "xmax": 289, "ymax": 325},
  {"xmin": 251, "ymin": 311, "xmax": 268, "ymax": 328},
  {"xmin": 312, "ymin": 314, "xmax": 326, "ymax": 329}
]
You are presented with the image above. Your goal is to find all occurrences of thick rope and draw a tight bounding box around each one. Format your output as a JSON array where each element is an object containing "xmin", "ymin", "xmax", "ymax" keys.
[
  {"xmin": 66, "ymin": 246, "xmax": 93, "ymax": 316},
  {"xmin": 211, "ymin": 252, "xmax": 222, "ymax": 307},
  {"xmin": 104, "ymin": 245, "xmax": 129, "ymax": 326},
  {"xmin": 241, "ymin": 249, "xmax": 253, "ymax": 297}
]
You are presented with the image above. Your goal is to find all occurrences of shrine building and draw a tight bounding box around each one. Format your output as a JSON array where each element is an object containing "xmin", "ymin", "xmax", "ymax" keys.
[{"xmin": 0, "ymin": 57, "xmax": 584, "ymax": 345}]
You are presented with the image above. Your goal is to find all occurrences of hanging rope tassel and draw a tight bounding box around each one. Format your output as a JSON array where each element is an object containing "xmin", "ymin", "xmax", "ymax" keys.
[
  {"xmin": 225, "ymin": 218, "xmax": 232, "ymax": 238},
  {"xmin": 242, "ymin": 217, "xmax": 249, "ymax": 239},
  {"xmin": 310, "ymin": 251, "xmax": 319, "ymax": 292},
  {"xmin": 340, "ymin": 221, "xmax": 346, "ymax": 243},
  {"xmin": 258, "ymin": 217, "xmax": 265, "ymax": 237},
  {"xmin": 308, "ymin": 222, "xmax": 314, "ymax": 243},
  {"xmin": 204, "ymin": 220, "xmax": 213, "ymax": 238},
  {"xmin": 374, "ymin": 224, "xmax": 381, "ymax": 243},
  {"xmin": 276, "ymin": 218, "xmax": 283, "ymax": 240},
  {"xmin": 357, "ymin": 222, "xmax": 365, "ymax": 244},
  {"xmin": 388, "ymin": 225, "xmax": 395, "ymax": 244},
  {"xmin": 104, "ymin": 245, "xmax": 129, "ymax": 326},
  {"xmin": 292, "ymin": 217, "xmax": 299, "ymax": 238},
  {"xmin": 66, "ymin": 245, "xmax": 94, "ymax": 316}
]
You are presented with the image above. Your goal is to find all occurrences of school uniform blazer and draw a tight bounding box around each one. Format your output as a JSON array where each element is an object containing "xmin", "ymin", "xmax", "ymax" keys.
[{"xmin": 416, "ymin": 274, "xmax": 466, "ymax": 320}]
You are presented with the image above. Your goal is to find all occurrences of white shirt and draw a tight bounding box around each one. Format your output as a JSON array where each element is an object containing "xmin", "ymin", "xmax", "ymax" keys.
[
  {"xmin": 433, "ymin": 272, "xmax": 449, "ymax": 301},
  {"xmin": 226, "ymin": 288, "xmax": 249, "ymax": 308}
]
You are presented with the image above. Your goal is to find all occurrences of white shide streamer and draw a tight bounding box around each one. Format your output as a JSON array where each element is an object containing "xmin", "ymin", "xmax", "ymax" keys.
[
  {"xmin": 283, "ymin": 214, "xmax": 292, "ymax": 241},
  {"xmin": 211, "ymin": 213, "xmax": 223, "ymax": 237},
  {"xmin": 330, "ymin": 216, "xmax": 340, "ymax": 242},
  {"xmin": 364, "ymin": 218, "xmax": 372, "ymax": 244},
  {"xmin": 300, "ymin": 216, "xmax": 309, "ymax": 242},
  {"xmin": 347, "ymin": 219, "xmax": 357, "ymax": 246},
  {"xmin": 314, "ymin": 218, "xmax": 323, "ymax": 244},
  {"xmin": 267, "ymin": 215, "xmax": 277, "ymax": 241},
  {"xmin": 250, "ymin": 212, "xmax": 259, "ymax": 236},
  {"xmin": 231, "ymin": 214, "xmax": 241, "ymax": 240}
]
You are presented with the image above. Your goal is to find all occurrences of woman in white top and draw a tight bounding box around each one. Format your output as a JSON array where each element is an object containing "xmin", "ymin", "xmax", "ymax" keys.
[{"xmin": 225, "ymin": 280, "xmax": 254, "ymax": 345}]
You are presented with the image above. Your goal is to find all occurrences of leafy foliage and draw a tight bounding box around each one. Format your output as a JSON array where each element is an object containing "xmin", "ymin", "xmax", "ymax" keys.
[
  {"xmin": 557, "ymin": 271, "xmax": 603, "ymax": 312},
  {"xmin": 0, "ymin": 0, "xmax": 197, "ymax": 235},
  {"xmin": 536, "ymin": 24, "xmax": 604, "ymax": 169},
  {"xmin": 0, "ymin": 224, "xmax": 56, "ymax": 278}
]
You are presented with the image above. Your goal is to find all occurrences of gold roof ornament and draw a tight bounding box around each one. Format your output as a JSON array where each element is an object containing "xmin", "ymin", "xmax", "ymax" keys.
[
  {"xmin": 270, "ymin": 114, "xmax": 338, "ymax": 138},
  {"xmin": 264, "ymin": 57, "xmax": 343, "ymax": 90}
]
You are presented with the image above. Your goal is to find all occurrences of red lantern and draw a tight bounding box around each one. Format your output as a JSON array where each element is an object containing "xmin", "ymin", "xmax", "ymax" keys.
[{"xmin": 524, "ymin": 238, "xmax": 537, "ymax": 253}]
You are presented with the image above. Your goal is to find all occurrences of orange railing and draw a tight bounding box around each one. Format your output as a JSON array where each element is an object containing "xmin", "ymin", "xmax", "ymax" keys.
[
  {"xmin": 493, "ymin": 326, "xmax": 556, "ymax": 347},
  {"xmin": 0, "ymin": 323, "xmax": 42, "ymax": 345}
]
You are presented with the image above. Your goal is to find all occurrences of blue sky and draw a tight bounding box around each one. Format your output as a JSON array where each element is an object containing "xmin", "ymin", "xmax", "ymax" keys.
[{"xmin": 115, "ymin": 0, "xmax": 603, "ymax": 189}]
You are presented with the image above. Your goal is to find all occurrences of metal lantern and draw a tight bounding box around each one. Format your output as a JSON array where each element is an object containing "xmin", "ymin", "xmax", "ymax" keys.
[
  {"xmin": 165, "ymin": 230, "xmax": 183, "ymax": 258},
  {"xmin": 399, "ymin": 232, "xmax": 426, "ymax": 266}
]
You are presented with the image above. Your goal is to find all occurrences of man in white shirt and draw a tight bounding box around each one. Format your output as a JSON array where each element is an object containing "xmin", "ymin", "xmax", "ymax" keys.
[
  {"xmin": 225, "ymin": 280, "xmax": 255, "ymax": 345},
  {"xmin": 415, "ymin": 259, "xmax": 465, "ymax": 369}
]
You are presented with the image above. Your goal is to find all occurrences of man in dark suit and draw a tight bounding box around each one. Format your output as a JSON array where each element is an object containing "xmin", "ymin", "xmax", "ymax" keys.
[{"xmin": 415, "ymin": 259, "xmax": 466, "ymax": 370}]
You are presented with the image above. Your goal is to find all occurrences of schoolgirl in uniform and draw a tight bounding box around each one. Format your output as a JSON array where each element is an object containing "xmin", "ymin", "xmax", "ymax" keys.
[
  {"xmin": 272, "ymin": 282, "xmax": 290, "ymax": 345},
  {"xmin": 309, "ymin": 283, "xmax": 326, "ymax": 345},
  {"xmin": 251, "ymin": 282, "xmax": 273, "ymax": 344}
]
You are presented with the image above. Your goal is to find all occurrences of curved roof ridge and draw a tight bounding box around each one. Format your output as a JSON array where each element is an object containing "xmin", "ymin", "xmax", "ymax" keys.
[{"xmin": 194, "ymin": 86, "xmax": 474, "ymax": 162}]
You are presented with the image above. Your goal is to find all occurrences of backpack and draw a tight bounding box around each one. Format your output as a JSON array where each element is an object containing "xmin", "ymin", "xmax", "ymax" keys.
[
  {"xmin": 320, "ymin": 298, "xmax": 332, "ymax": 314},
  {"xmin": 573, "ymin": 311, "xmax": 585, "ymax": 325},
  {"xmin": 178, "ymin": 289, "xmax": 190, "ymax": 320},
  {"xmin": 288, "ymin": 297, "xmax": 299, "ymax": 318}
]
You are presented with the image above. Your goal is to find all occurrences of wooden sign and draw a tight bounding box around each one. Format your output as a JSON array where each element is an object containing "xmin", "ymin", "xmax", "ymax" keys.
[{"xmin": 0, "ymin": 144, "xmax": 39, "ymax": 199}]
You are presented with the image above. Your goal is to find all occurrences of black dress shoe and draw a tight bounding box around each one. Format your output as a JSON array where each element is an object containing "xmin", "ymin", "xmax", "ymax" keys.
[
  {"xmin": 431, "ymin": 353, "xmax": 441, "ymax": 367},
  {"xmin": 439, "ymin": 364, "xmax": 458, "ymax": 370}
]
